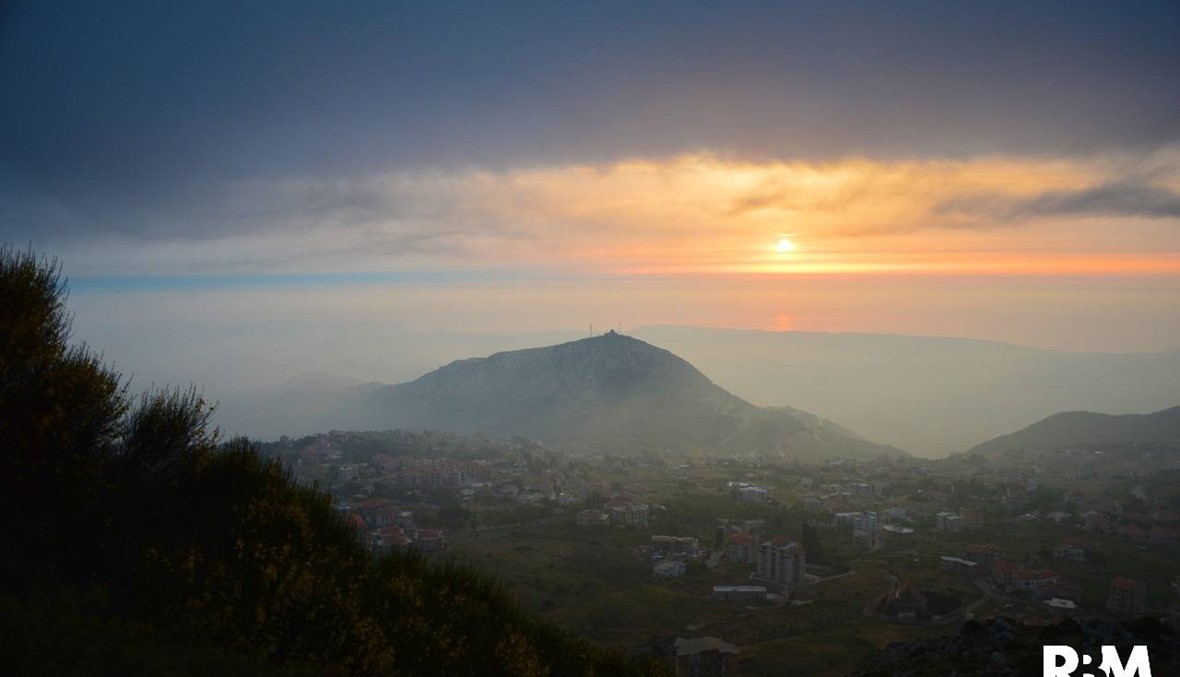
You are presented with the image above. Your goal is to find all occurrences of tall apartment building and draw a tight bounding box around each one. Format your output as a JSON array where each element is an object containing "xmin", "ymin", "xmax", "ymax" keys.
[{"xmin": 756, "ymin": 536, "xmax": 806, "ymax": 587}]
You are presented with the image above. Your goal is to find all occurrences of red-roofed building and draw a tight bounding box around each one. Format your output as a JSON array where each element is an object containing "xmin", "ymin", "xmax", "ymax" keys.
[
  {"xmin": 1014, "ymin": 569, "xmax": 1060, "ymax": 595},
  {"xmin": 345, "ymin": 513, "xmax": 368, "ymax": 532},
  {"xmin": 370, "ymin": 525, "xmax": 409, "ymax": 555}
]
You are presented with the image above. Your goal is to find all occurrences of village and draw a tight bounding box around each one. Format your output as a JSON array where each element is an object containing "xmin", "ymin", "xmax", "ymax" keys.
[{"xmin": 265, "ymin": 430, "xmax": 1180, "ymax": 675}]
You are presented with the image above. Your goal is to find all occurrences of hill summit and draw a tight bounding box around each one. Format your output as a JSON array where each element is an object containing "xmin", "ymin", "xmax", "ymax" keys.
[{"xmin": 363, "ymin": 331, "xmax": 901, "ymax": 460}]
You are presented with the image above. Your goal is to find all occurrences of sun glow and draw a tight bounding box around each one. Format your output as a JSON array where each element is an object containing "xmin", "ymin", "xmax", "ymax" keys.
[{"xmin": 775, "ymin": 237, "xmax": 795, "ymax": 254}]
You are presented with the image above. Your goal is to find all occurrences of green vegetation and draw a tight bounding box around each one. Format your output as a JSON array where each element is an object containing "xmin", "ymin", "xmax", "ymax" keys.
[{"xmin": 0, "ymin": 247, "xmax": 663, "ymax": 675}]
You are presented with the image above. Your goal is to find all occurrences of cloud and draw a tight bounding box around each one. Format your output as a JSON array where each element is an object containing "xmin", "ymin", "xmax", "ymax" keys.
[
  {"xmin": 12, "ymin": 150, "xmax": 1178, "ymax": 278},
  {"xmin": 1013, "ymin": 180, "xmax": 1180, "ymax": 220},
  {"xmin": 2, "ymin": 0, "xmax": 1178, "ymax": 197},
  {"xmin": 936, "ymin": 165, "xmax": 1180, "ymax": 226}
]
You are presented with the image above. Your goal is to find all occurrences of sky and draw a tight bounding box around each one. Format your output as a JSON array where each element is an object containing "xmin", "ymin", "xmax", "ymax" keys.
[{"xmin": 2, "ymin": 1, "xmax": 1180, "ymax": 397}]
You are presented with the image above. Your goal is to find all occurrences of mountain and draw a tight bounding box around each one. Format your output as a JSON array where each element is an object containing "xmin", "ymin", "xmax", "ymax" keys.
[
  {"xmin": 206, "ymin": 326, "xmax": 1180, "ymax": 457},
  {"xmin": 360, "ymin": 332, "xmax": 902, "ymax": 460},
  {"xmin": 629, "ymin": 326, "xmax": 1180, "ymax": 456},
  {"xmin": 966, "ymin": 406, "xmax": 1180, "ymax": 455}
]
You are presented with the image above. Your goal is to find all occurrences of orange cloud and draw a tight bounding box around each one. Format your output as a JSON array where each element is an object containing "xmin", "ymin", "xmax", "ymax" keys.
[{"xmin": 361, "ymin": 150, "xmax": 1178, "ymax": 276}]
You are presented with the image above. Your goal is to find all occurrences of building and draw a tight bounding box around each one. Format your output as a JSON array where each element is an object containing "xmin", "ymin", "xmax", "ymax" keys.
[
  {"xmin": 958, "ymin": 508, "xmax": 985, "ymax": 530},
  {"xmin": 652, "ymin": 535, "xmax": 701, "ymax": 559},
  {"xmin": 1052, "ymin": 539, "xmax": 1087, "ymax": 562},
  {"xmin": 963, "ymin": 544, "xmax": 1000, "ymax": 570},
  {"xmin": 605, "ymin": 495, "xmax": 650, "ymax": 528},
  {"xmin": 414, "ymin": 528, "xmax": 445, "ymax": 553},
  {"xmin": 934, "ymin": 512, "xmax": 962, "ymax": 533},
  {"xmin": 736, "ymin": 485, "xmax": 768, "ymax": 502},
  {"xmin": 852, "ymin": 511, "xmax": 878, "ymax": 532},
  {"xmin": 850, "ymin": 510, "xmax": 881, "ymax": 552},
  {"xmin": 673, "ymin": 637, "xmax": 739, "ymax": 677},
  {"xmin": 992, "ymin": 559, "xmax": 1016, "ymax": 591},
  {"xmin": 724, "ymin": 531, "xmax": 756, "ymax": 564},
  {"xmin": 369, "ymin": 526, "xmax": 409, "ymax": 555},
  {"xmin": 853, "ymin": 527, "xmax": 882, "ymax": 553},
  {"xmin": 1043, "ymin": 579, "xmax": 1082, "ymax": 603},
  {"xmin": 938, "ymin": 556, "xmax": 979, "ymax": 575},
  {"xmin": 1013, "ymin": 569, "xmax": 1060, "ymax": 596},
  {"xmin": 1107, "ymin": 578, "xmax": 1147, "ymax": 616},
  {"xmin": 575, "ymin": 508, "xmax": 610, "ymax": 528},
  {"xmin": 654, "ymin": 560, "xmax": 688, "ymax": 579},
  {"xmin": 755, "ymin": 537, "xmax": 806, "ymax": 587},
  {"xmin": 711, "ymin": 585, "xmax": 767, "ymax": 602},
  {"xmin": 834, "ymin": 511, "xmax": 862, "ymax": 527}
]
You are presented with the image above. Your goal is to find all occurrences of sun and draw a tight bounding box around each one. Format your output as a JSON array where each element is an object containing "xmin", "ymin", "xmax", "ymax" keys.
[{"xmin": 775, "ymin": 237, "xmax": 795, "ymax": 254}]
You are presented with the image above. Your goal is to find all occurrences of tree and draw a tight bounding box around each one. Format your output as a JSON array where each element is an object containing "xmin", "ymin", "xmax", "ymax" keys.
[
  {"xmin": 1, "ymin": 247, "xmax": 668, "ymax": 675},
  {"xmin": 0, "ymin": 246, "xmax": 125, "ymax": 584}
]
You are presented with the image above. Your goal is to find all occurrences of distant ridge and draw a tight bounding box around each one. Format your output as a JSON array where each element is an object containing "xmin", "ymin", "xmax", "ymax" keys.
[
  {"xmin": 966, "ymin": 406, "xmax": 1180, "ymax": 455},
  {"xmin": 362, "ymin": 332, "xmax": 903, "ymax": 460}
]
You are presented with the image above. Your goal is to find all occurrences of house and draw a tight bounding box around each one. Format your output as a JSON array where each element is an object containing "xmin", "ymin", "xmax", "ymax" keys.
[
  {"xmin": 1107, "ymin": 578, "xmax": 1147, "ymax": 616},
  {"xmin": 755, "ymin": 537, "xmax": 806, "ymax": 587},
  {"xmin": 673, "ymin": 637, "xmax": 739, "ymax": 677},
  {"xmin": 369, "ymin": 526, "xmax": 409, "ymax": 555}
]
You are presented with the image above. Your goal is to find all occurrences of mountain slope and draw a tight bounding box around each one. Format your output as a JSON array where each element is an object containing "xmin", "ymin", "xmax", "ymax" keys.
[
  {"xmin": 966, "ymin": 406, "xmax": 1180, "ymax": 455},
  {"xmin": 361, "ymin": 332, "xmax": 902, "ymax": 459}
]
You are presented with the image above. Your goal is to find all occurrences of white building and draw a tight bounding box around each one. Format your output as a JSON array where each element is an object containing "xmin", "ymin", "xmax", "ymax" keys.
[{"xmin": 737, "ymin": 485, "xmax": 769, "ymax": 502}]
